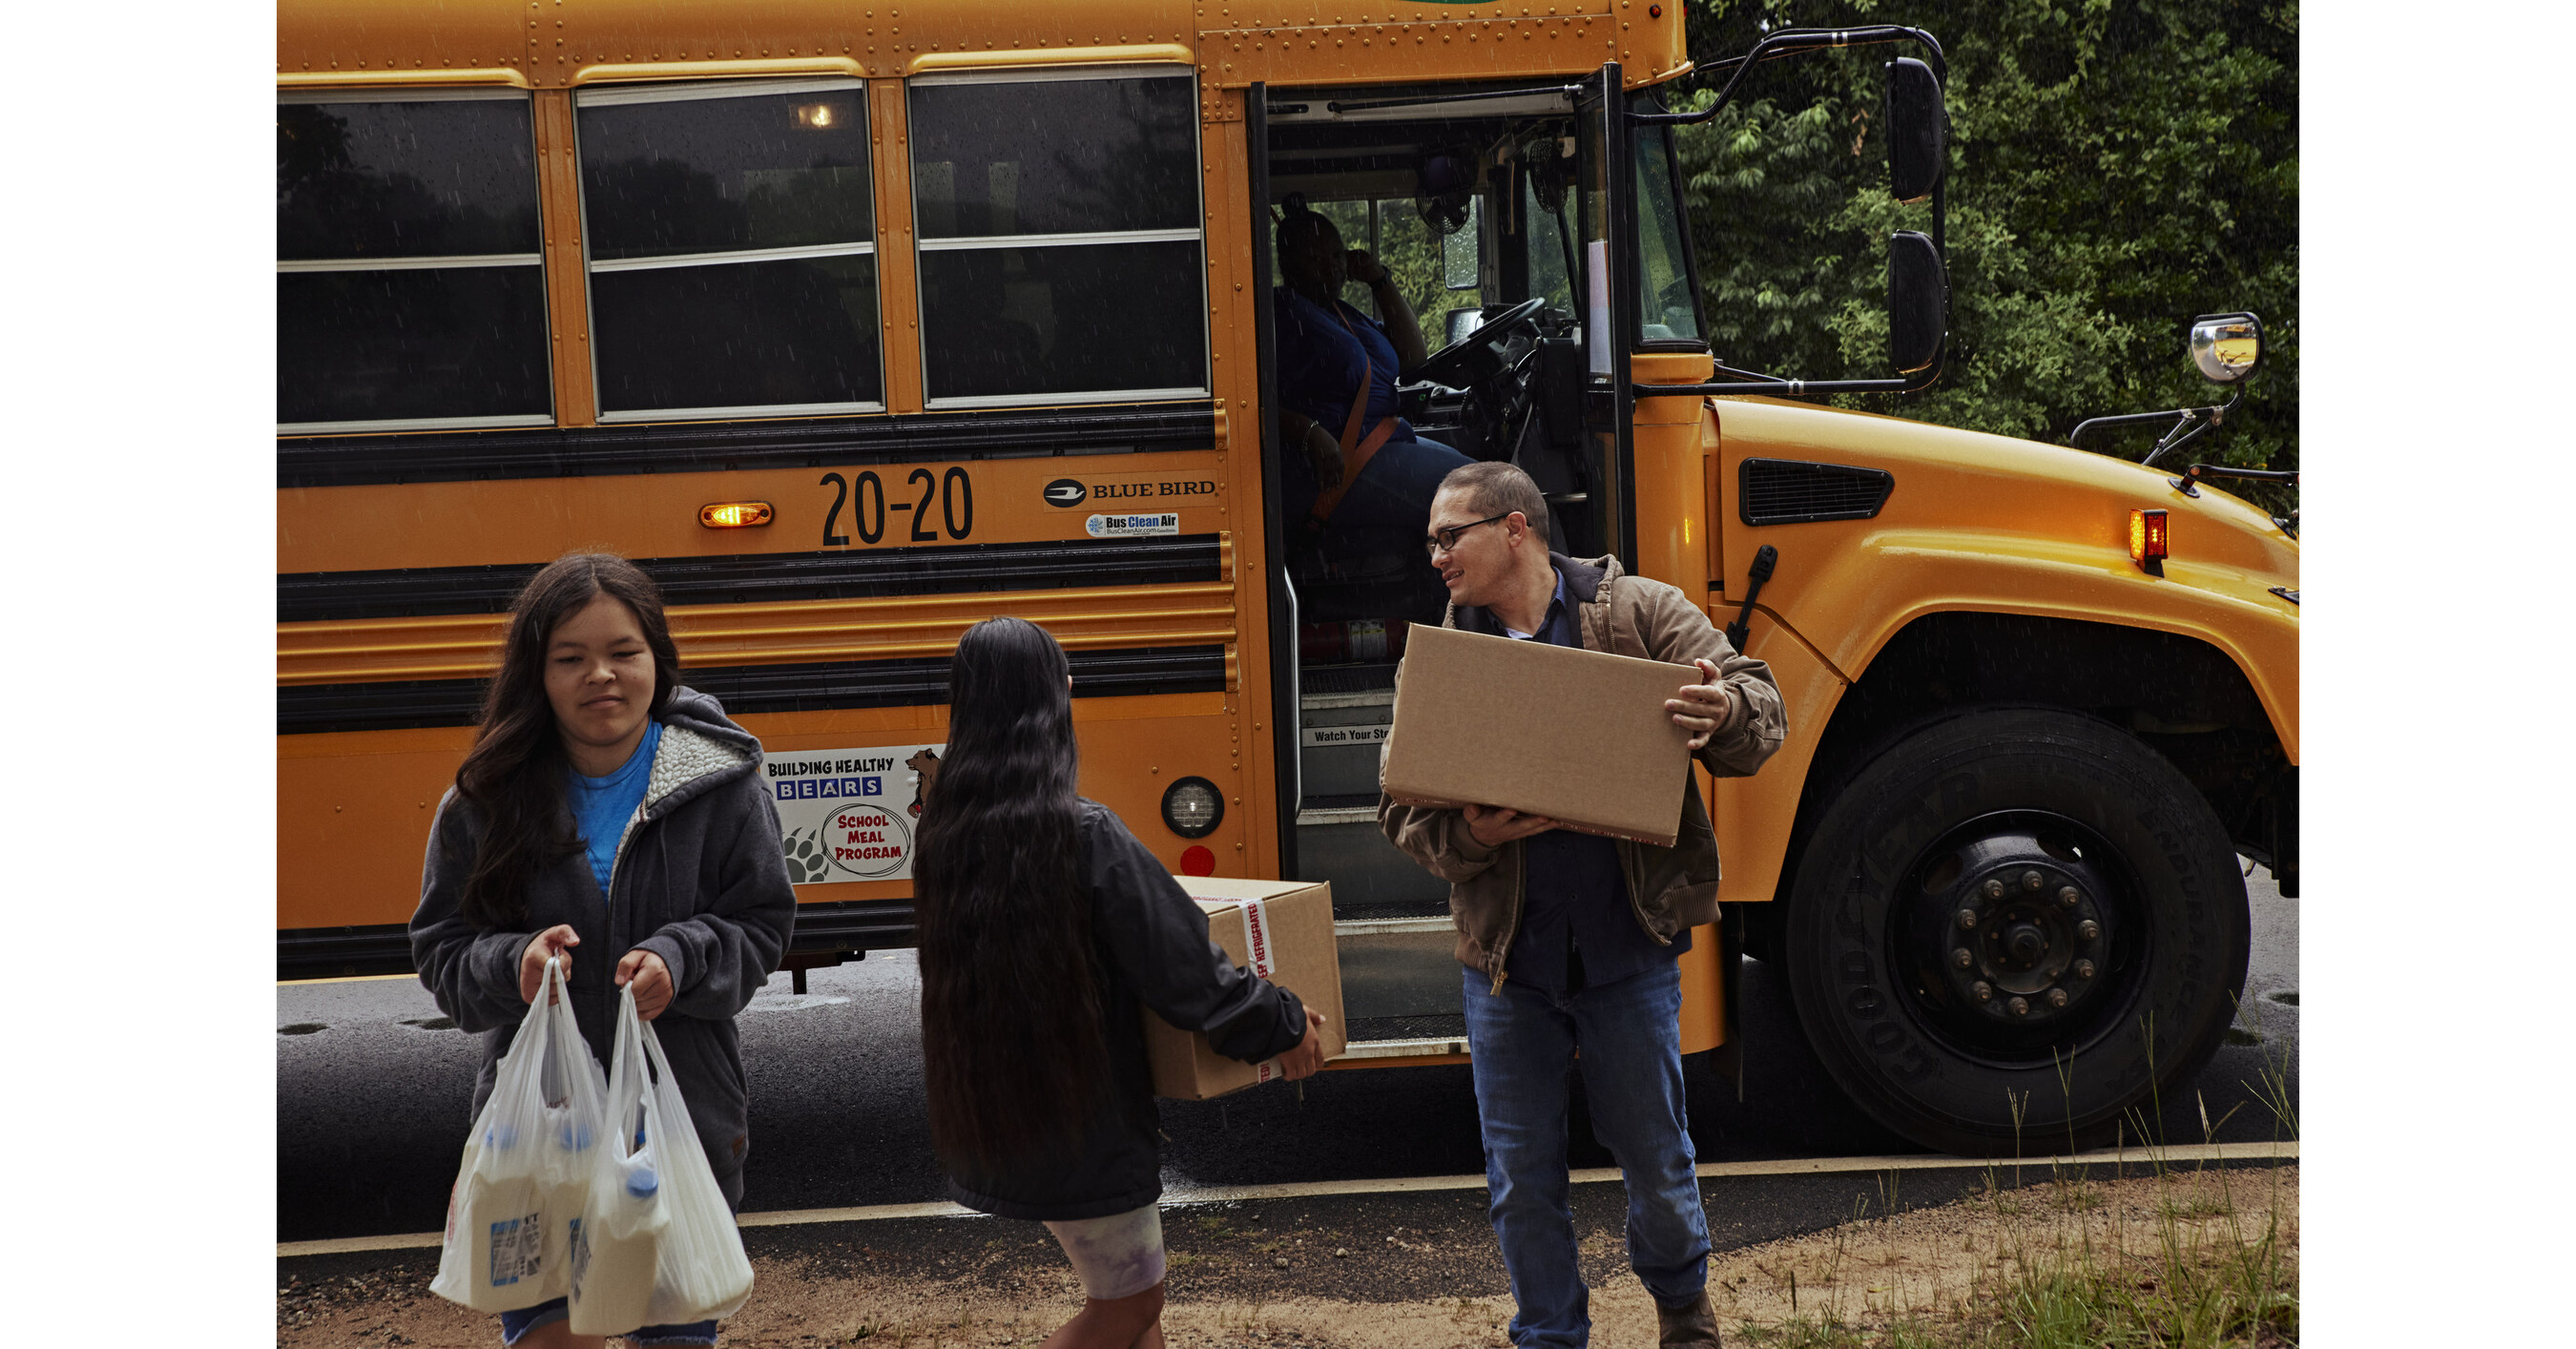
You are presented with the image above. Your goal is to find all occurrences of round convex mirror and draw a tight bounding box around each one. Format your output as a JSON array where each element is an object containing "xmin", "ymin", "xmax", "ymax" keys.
[{"xmin": 2188, "ymin": 312, "xmax": 2263, "ymax": 384}]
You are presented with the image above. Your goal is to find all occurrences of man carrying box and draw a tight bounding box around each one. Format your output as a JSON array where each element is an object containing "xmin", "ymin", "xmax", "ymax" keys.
[{"xmin": 1379, "ymin": 462, "xmax": 1787, "ymax": 1349}]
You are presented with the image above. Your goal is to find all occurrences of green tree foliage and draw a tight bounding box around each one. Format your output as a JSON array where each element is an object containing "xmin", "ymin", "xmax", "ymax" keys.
[{"xmin": 1668, "ymin": 0, "xmax": 2297, "ymax": 505}]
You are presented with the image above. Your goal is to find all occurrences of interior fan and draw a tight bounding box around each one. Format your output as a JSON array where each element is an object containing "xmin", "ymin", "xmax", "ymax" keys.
[{"xmin": 1415, "ymin": 151, "xmax": 1476, "ymax": 237}]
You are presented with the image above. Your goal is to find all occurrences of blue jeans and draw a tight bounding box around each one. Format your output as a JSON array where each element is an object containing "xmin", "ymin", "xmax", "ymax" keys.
[
  {"xmin": 498, "ymin": 1297, "xmax": 717, "ymax": 1346},
  {"xmin": 1461, "ymin": 961, "xmax": 1710, "ymax": 1348}
]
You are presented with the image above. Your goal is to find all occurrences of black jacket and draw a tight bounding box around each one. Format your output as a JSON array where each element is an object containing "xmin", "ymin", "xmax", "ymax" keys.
[
  {"xmin": 409, "ymin": 687, "xmax": 797, "ymax": 1208},
  {"xmin": 943, "ymin": 799, "xmax": 1310, "ymax": 1221}
]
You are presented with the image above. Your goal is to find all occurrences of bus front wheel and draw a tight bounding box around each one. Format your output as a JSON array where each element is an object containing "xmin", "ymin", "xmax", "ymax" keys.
[{"xmin": 1781, "ymin": 708, "xmax": 2251, "ymax": 1157}]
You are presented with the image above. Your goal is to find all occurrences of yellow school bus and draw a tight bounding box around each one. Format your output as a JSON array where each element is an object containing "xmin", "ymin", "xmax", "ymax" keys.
[{"xmin": 277, "ymin": 0, "xmax": 2297, "ymax": 1155}]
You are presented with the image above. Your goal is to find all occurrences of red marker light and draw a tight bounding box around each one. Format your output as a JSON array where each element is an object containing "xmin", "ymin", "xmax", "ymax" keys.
[
  {"xmin": 2129, "ymin": 508, "xmax": 2169, "ymax": 575},
  {"xmin": 1180, "ymin": 845, "xmax": 1217, "ymax": 876}
]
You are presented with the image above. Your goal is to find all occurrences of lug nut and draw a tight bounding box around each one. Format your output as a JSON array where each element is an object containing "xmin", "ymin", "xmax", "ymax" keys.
[
  {"xmin": 2058, "ymin": 885, "xmax": 2081, "ymax": 908},
  {"xmin": 2078, "ymin": 920, "xmax": 2100, "ymax": 942},
  {"xmin": 2075, "ymin": 960, "xmax": 2095, "ymax": 980},
  {"xmin": 1972, "ymin": 982, "xmax": 1993, "ymax": 1003},
  {"xmin": 2008, "ymin": 996, "xmax": 2029, "ymax": 1016},
  {"xmin": 1953, "ymin": 947, "xmax": 1974, "ymax": 968},
  {"xmin": 2022, "ymin": 869, "xmax": 2044, "ymax": 891},
  {"xmin": 1957, "ymin": 908, "xmax": 1980, "ymax": 930},
  {"xmin": 1982, "ymin": 879, "xmax": 2005, "ymax": 901},
  {"xmin": 2047, "ymin": 988, "xmax": 2069, "ymax": 1008}
]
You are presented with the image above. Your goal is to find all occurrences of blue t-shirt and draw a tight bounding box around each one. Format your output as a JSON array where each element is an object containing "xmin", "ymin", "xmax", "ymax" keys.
[
  {"xmin": 568, "ymin": 719, "xmax": 661, "ymax": 900},
  {"xmin": 1274, "ymin": 286, "xmax": 1415, "ymax": 446}
]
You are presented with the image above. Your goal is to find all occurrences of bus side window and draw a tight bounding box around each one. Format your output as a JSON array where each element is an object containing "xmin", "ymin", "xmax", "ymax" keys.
[
  {"xmin": 574, "ymin": 79, "xmax": 883, "ymax": 420},
  {"xmin": 277, "ymin": 93, "xmax": 551, "ymax": 433},
  {"xmin": 909, "ymin": 71, "xmax": 1208, "ymax": 405}
]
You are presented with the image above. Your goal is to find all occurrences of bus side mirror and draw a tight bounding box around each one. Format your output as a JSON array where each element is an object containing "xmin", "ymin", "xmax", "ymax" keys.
[
  {"xmin": 1888, "ymin": 231, "xmax": 1946, "ymax": 376},
  {"xmin": 1886, "ymin": 58, "xmax": 1947, "ymax": 203},
  {"xmin": 2189, "ymin": 312, "xmax": 2263, "ymax": 384}
]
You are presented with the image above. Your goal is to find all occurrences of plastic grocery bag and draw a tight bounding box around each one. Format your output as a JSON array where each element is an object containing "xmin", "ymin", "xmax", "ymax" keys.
[
  {"xmin": 430, "ymin": 957, "xmax": 610, "ymax": 1312},
  {"xmin": 632, "ymin": 999, "xmax": 755, "ymax": 1325},
  {"xmin": 568, "ymin": 986, "xmax": 672, "ymax": 1334}
]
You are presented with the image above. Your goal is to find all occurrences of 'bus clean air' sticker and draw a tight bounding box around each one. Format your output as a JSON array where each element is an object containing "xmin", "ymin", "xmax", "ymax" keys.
[
  {"xmin": 763, "ymin": 743, "xmax": 945, "ymax": 883},
  {"xmin": 1087, "ymin": 512, "xmax": 1180, "ymax": 538}
]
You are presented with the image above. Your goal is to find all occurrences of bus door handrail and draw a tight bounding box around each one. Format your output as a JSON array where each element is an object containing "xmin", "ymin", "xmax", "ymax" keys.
[{"xmin": 1282, "ymin": 571, "xmax": 1303, "ymax": 812}]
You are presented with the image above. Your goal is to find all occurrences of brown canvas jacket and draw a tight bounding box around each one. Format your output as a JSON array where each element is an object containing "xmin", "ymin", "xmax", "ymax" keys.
[{"xmin": 1377, "ymin": 552, "xmax": 1787, "ymax": 990}]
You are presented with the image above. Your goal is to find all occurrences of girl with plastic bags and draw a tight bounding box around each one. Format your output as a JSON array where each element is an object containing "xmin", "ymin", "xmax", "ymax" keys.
[
  {"xmin": 914, "ymin": 618, "xmax": 1328, "ymax": 1349},
  {"xmin": 411, "ymin": 552, "xmax": 795, "ymax": 1348}
]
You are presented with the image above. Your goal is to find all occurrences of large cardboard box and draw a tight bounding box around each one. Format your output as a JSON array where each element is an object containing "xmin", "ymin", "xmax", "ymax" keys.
[
  {"xmin": 1142, "ymin": 877, "xmax": 1349, "ymax": 1100},
  {"xmin": 1380, "ymin": 623, "xmax": 1700, "ymax": 847}
]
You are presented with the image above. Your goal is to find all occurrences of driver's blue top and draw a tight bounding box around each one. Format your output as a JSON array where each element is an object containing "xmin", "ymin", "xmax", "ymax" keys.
[{"xmin": 1275, "ymin": 286, "xmax": 1415, "ymax": 446}]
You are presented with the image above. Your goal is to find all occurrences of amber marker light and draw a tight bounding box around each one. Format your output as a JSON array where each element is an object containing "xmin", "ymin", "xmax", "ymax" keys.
[
  {"xmin": 2129, "ymin": 508, "xmax": 2169, "ymax": 576},
  {"xmin": 699, "ymin": 502, "xmax": 775, "ymax": 529}
]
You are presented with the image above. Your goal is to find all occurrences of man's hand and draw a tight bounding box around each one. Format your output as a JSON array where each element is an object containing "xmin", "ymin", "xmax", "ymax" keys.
[
  {"xmin": 1464, "ymin": 802, "xmax": 1557, "ymax": 848},
  {"xmin": 1345, "ymin": 248, "xmax": 1389, "ymax": 286},
  {"xmin": 615, "ymin": 948, "xmax": 674, "ymax": 1021},
  {"xmin": 1302, "ymin": 423, "xmax": 1345, "ymax": 489},
  {"xmin": 1278, "ymin": 1006, "xmax": 1330, "ymax": 1081},
  {"xmin": 519, "ymin": 924, "xmax": 580, "ymax": 1005},
  {"xmin": 1665, "ymin": 657, "xmax": 1736, "ymax": 751}
]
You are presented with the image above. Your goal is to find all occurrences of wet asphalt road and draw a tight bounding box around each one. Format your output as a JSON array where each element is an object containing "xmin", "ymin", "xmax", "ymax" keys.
[{"xmin": 276, "ymin": 865, "xmax": 2295, "ymax": 1244}]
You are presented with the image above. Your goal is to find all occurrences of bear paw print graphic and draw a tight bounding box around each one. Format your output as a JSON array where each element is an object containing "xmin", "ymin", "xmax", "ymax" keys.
[{"xmin": 782, "ymin": 820, "xmax": 835, "ymax": 883}]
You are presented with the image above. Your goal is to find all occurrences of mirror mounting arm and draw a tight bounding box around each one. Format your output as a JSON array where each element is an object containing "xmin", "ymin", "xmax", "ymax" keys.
[
  {"xmin": 2171, "ymin": 462, "xmax": 2298, "ymax": 499},
  {"xmin": 1631, "ymin": 369, "xmax": 1941, "ymax": 401},
  {"xmin": 1629, "ymin": 26, "xmax": 1948, "ymax": 129},
  {"xmin": 2067, "ymin": 391, "xmax": 2243, "ymax": 467}
]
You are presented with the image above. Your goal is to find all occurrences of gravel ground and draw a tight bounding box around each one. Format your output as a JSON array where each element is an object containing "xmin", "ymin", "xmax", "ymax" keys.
[{"xmin": 280, "ymin": 1161, "xmax": 2295, "ymax": 1347}]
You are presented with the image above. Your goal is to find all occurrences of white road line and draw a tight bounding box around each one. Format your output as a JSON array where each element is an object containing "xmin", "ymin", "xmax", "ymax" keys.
[{"xmin": 274, "ymin": 1140, "xmax": 2294, "ymax": 1259}]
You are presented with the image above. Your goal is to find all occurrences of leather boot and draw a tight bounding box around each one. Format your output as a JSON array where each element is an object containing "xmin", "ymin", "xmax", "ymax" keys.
[{"xmin": 1655, "ymin": 1290, "xmax": 1721, "ymax": 1348}]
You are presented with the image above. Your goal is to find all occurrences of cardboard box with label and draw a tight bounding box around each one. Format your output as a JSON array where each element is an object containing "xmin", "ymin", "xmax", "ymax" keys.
[
  {"xmin": 1141, "ymin": 876, "xmax": 1349, "ymax": 1100},
  {"xmin": 1380, "ymin": 623, "xmax": 1701, "ymax": 847}
]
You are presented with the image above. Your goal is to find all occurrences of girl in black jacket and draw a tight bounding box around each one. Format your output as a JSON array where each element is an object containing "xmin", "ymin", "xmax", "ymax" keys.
[
  {"xmin": 411, "ymin": 553, "xmax": 795, "ymax": 1349},
  {"xmin": 915, "ymin": 617, "xmax": 1324, "ymax": 1349}
]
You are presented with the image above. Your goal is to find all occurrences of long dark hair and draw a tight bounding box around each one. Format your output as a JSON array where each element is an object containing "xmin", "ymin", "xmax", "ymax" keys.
[
  {"xmin": 913, "ymin": 617, "xmax": 1107, "ymax": 1170},
  {"xmin": 451, "ymin": 553, "xmax": 682, "ymax": 930}
]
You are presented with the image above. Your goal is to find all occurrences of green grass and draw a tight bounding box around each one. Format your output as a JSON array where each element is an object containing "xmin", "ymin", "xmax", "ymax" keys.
[{"xmin": 1731, "ymin": 1006, "xmax": 2299, "ymax": 1348}]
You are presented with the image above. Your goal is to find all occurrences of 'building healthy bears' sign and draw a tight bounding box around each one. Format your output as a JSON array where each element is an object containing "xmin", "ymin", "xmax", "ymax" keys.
[{"xmin": 760, "ymin": 742, "xmax": 945, "ymax": 884}]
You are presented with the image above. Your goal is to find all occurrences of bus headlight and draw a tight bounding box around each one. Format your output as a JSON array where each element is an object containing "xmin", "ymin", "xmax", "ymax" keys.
[{"xmin": 1161, "ymin": 777, "xmax": 1224, "ymax": 839}]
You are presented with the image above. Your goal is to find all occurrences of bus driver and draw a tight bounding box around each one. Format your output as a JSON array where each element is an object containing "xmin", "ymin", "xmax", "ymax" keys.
[{"xmin": 1272, "ymin": 197, "xmax": 1475, "ymax": 581}]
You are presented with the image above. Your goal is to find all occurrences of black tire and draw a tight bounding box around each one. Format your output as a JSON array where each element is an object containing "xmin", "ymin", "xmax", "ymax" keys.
[{"xmin": 1782, "ymin": 708, "xmax": 2250, "ymax": 1156}]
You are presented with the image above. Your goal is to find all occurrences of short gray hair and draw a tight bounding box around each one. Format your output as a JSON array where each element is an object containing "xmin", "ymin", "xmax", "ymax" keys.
[{"xmin": 1437, "ymin": 461, "xmax": 1548, "ymax": 541}]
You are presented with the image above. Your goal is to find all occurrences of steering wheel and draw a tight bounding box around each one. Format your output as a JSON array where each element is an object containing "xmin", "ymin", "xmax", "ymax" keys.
[{"xmin": 1407, "ymin": 297, "xmax": 1548, "ymax": 389}]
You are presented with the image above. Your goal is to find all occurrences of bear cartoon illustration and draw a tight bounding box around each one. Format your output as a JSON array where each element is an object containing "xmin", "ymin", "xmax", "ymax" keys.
[{"xmin": 906, "ymin": 748, "xmax": 943, "ymax": 818}]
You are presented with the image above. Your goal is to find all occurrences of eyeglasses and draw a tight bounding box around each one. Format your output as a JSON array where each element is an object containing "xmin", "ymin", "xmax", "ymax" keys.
[{"xmin": 1424, "ymin": 512, "xmax": 1513, "ymax": 556}]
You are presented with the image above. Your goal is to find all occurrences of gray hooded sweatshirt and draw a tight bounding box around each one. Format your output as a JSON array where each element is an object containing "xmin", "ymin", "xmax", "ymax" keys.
[{"xmin": 410, "ymin": 686, "xmax": 797, "ymax": 1205}]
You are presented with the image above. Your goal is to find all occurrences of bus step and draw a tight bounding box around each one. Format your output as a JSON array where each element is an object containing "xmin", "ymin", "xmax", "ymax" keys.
[
  {"xmin": 1294, "ymin": 813, "xmax": 1447, "ymax": 909},
  {"xmin": 1336, "ymin": 920, "xmax": 1463, "ymax": 1027},
  {"xmin": 1340, "ymin": 911, "xmax": 1443, "ymax": 931},
  {"xmin": 1333, "ymin": 915, "xmax": 1449, "ymax": 936},
  {"xmin": 1299, "ymin": 695, "xmax": 1392, "ymax": 797},
  {"xmin": 1338, "ymin": 1013, "xmax": 1470, "ymax": 1060},
  {"xmin": 1299, "ymin": 662, "xmax": 1397, "ymax": 700}
]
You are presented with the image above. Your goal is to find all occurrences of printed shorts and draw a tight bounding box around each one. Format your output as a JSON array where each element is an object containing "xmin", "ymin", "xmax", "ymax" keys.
[{"xmin": 1043, "ymin": 1203, "xmax": 1166, "ymax": 1301}]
